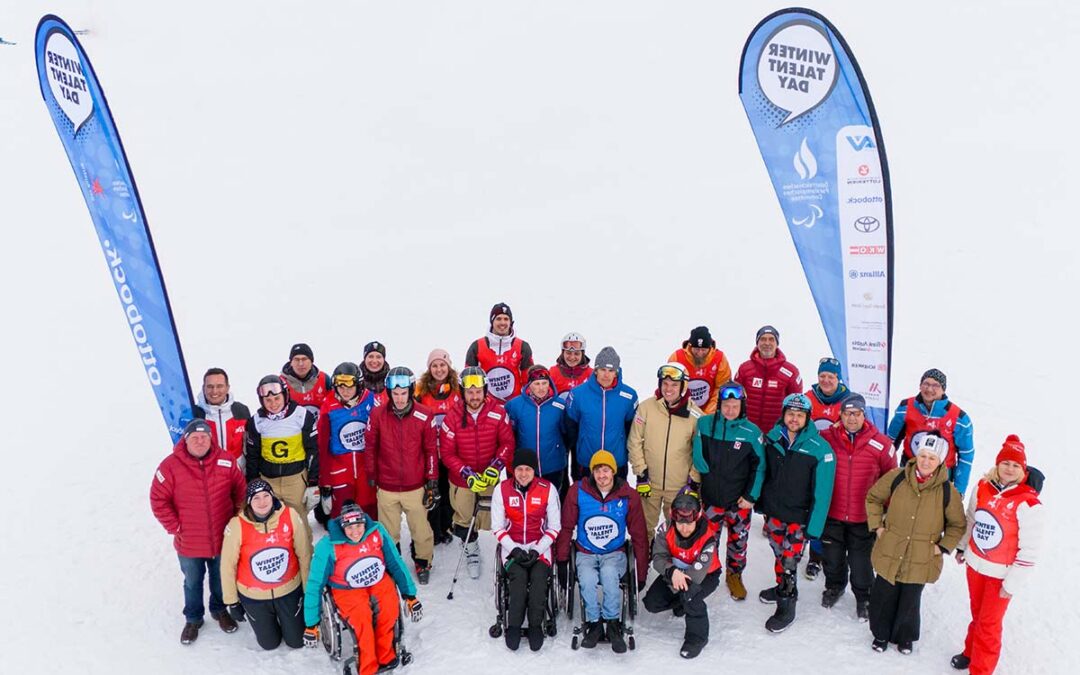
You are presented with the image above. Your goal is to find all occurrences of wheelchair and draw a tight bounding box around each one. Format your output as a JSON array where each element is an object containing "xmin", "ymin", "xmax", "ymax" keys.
[
  {"xmin": 562, "ymin": 538, "xmax": 638, "ymax": 650},
  {"xmin": 318, "ymin": 587, "xmax": 413, "ymax": 675},
  {"xmin": 487, "ymin": 543, "xmax": 560, "ymax": 640}
]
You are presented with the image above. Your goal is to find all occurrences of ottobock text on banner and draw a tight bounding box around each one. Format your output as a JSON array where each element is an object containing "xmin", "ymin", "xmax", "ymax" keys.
[
  {"xmin": 738, "ymin": 8, "xmax": 894, "ymax": 429},
  {"xmin": 36, "ymin": 14, "xmax": 194, "ymax": 442}
]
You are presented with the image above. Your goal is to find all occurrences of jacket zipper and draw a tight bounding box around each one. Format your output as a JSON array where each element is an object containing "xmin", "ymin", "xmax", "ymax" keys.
[
  {"xmin": 662, "ymin": 409, "xmax": 672, "ymax": 490},
  {"xmin": 535, "ymin": 401, "xmax": 543, "ymax": 476}
]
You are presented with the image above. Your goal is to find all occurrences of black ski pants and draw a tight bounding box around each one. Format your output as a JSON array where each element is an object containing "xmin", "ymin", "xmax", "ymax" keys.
[
  {"xmin": 240, "ymin": 586, "xmax": 305, "ymax": 650},
  {"xmin": 643, "ymin": 571, "xmax": 720, "ymax": 648},
  {"xmin": 820, "ymin": 518, "xmax": 876, "ymax": 602},
  {"xmin": 869, "ymin": 575, "xmax": 925, "ymax": 644},
  {"xmin": 506, "ymin": 561, "xmax": 550, "ymax": 629}
]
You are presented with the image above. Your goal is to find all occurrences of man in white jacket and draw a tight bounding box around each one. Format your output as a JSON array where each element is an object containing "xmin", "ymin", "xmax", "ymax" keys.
[{"xmin": 193, "ymin": 368, "xmax": 251, "ymax": 467}]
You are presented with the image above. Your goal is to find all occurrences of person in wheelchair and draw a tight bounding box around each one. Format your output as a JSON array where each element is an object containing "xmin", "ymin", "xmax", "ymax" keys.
[
  {"xmin": 643, "ymin": 493, "xmax": 722, "ymax": 660},
  {"xmin": 490, "ymin": 448, "xmax": 561, "ymax": 651},
  {"xmin": 303, "ymin": 503, "xmax": 423, "ymax": 675},
  {"xmin": 555, "ymin": 449, "xmax": 649, "ymax": 652}
]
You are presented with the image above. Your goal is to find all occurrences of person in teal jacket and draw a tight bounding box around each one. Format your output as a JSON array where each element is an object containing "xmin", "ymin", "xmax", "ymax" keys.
[
  {"xmin": 303, "ymin": 503, "xmax": 422, "ymax": 675},
  {"xmin": 756, "ymin": 393, "xmax": 836, "ymax": 633},
  {"xmin": 691, "ymin": 381, "xmax": 766, "ymax": 600}
]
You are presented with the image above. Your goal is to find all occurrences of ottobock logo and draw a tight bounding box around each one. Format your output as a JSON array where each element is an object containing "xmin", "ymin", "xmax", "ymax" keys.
[
  {"xmin": 793, "ymin": 138, "xmax": 817, "ymax": 180},
  {"xmin": 846, "ymin": 135, "xmax": 876, "ymax": 151},
  {"xmin": 853, "ymin": 216, "xmax": 880, "ymax": 233}
]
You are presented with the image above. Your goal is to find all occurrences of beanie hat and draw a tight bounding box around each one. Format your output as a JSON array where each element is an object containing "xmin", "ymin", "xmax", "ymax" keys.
[
  {"xmin": 512, "ymin": 448, "xmax": 539, "ymax": 473},
  {"xmin": 818, "ymin": 357, "xmax": 842, "ymax": 377},
  {"xmin": 427, "ymin": 348, "xmax": 451, "ymax": 369},
  {"xmin": 364, "ymin": 341, "xmax": 386, "ymax": 357},
  {"xmin": 589, "ymin": 450, "xmax": 617, "ymax": 473},
  {"xmin": 995, "ymin": 434, "xmax": 1027, "ymax": 471},
  {"xmin": 921, "ymin": 368, "xmax": 947, "ymax": 391},
  {"xmin": 840, "ymin": 393, "xmax": 866, "ymax": 413},
  {"xmin": 687, "ymin": 326, "xmax": 713, "ymax": 349},
  {"xmin": 183, "ymin": 419, "xmax": 213, "ymax": 439},
  {"xmin": 526, "ymin": 365, "xmax": 551, "ymax": 383},
  {"xmin": 595, "ymin": 346, "xmax": 621, "ymax": 371},
  {"xmin": 246, "ymin": 478, "xmax": 274, "ymax": 504},
  {"xmin": 913, "ymin": 432, "xmax": 949, "ymax": 463},
  {"xmin": 489, "ymin": 302, "xmax": 513, "ymax": 325},
  {"xmin": 289, "ymin": 342, "xmax": 314, "ymax": 361},
  {"xmin": 756, "ymin": 325, "xmax": 780, "ymax": 344},
  {"xmin": 339, "ymin": 502, "xmax": 366, "ymax": 528}
]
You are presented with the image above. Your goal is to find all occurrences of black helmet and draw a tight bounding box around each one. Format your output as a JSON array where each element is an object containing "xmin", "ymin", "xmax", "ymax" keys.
[
  {"xmin": 332, "ymin": 362, "xmax": 361, "ymax": 389},
  {"xmin": 256, "ymin": 374, "xmax": 290, "ymax": 407},
  {"xmin": 670, "ymin": 492, "xmax": 702, "ymax": 523},
  {"xmin": 385, "ymin": 366, "xmax": 416, "ymax": 391}
]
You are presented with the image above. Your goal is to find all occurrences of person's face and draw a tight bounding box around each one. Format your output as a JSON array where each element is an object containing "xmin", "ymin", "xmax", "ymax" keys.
[
  {"xmin": 690, "ymin": 346, "xmax": 710, "ymax": 363},
  {"xmin": 596, "ymin": 368, "xmax": 616, "ymax": 388},
  {"xmin": 344, "ymin": 521, "xmax": 366, "ymax": 542},
  {"xmin": 202, "ymin": 374, "xmax": 229, "ymax": 406},
  {"xmin": 250, "ymin": 491, "xmax": 273, "ymax": 517},
  {"xmin": 562, "ymin": 346, "xmax": 583, "ymax": 367},
  {"xmin": 185, "ymin": 432, "xmax": 212, "ymax": 458},
  {"xmin": 998, "ymin": 460, "xmax": 1025, "ymax": 485},
  {"xmin": 464, "ymin": 387, "xmax": 485, "ymax": 409},
  {"xmin": 429, "ymin": 359, "xmax": 449, "ymax": 382},
  {"xmin": 757, "ymin": 334, "xmax": 778, "ymax": 359},
  {"xmin": 491, "ymin": 315, "xmax": 512, "ymax": 336},
  {"xmin": 915, "ymin": 450, "xmax": 942, "ymax": 475},
  {"xmin": 528, "ymin": 378, "xmax": 551, "ymax": 399},
  {"xmin": 592, "ymin": 465, "xmax": 614, "ymax": 491},
  {"xmin": 675, "ymin": 519, "xmax": 697, "ymax": 537},
  {"xmin": 336, "ymin": 383, "xmax": 358, "ymax": 401},
  {"xmin": 919, "ymin": 378, "xmax": 944, "ymax": 403},
  {"xmin": 660, "ymin": 379, "xmax": 683, "ymax": 404},
  {"xmin": 290, "ymin": 355, "xmax": 313, "ymax": 378},
  {"xmin": 514, "ymin": 464, "xmax": 534, "ymax": 485},
  {"xmin": 783, "ymin": 409, "xmax": 807, "ymax": 433},
  {"xmin": 365, "ymin": 352, "xmax": 385, "ymax": 372},
  {"xmin": 817, "ymin": 372, "xmax": 838, "ymax": 396},
  {"xmin": 262, "ymin": 389, "xmax": 286, "ymax": 413},
  {"xmin": 391, "ymin": 388, "xmax": 410, "ymax": 409},
  {"xmin": 841, "ymin": 408, "xmax": 864, "ymax": 433},
  {"xmin": 720, "ymin": 398, "xmax": 742, "ymax": 421}
]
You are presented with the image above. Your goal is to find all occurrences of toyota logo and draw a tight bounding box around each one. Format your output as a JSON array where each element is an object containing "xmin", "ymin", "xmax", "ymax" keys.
[{"xmin": 853, "ymin": 216, "xmax": 880, "ymax": 233}]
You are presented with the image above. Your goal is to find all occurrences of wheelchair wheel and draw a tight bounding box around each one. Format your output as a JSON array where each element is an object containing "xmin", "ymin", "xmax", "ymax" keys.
[{"xmin": 489, "ymin": 623, "xmax": 503, "ymax": 638}]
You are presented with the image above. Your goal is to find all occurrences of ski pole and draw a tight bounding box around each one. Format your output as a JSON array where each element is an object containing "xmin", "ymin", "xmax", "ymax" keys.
[{"xmin": 446, "ymin": 498, "xmax": 482, "ymax": 600}]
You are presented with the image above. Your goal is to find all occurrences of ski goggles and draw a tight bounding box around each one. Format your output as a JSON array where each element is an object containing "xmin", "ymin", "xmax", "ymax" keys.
[
  {"xmin": 333, "ymin": 374, "xmax": 359, "ymax": 388},
  {"xmin": 385, "ymin": 374, "xmax": 415, "ymax": 391},
  {"xmin": 657, "ymin": 364, "xmax": 688, "ymax": 381},
  {"xmin": 462, "ymin": 373, "xmax": 487, "ymax": 390},
  {"xmin": 561, "ymin": 341, "xmax": 583, "ymax": 352},
  {"xmin": 819, "ymin": 357, "xmax": 841, "ymax": 368},
  {"xmin": 718, "ymin": 383, "xmax": 745, "ymax": 400},
  {"xmin": 672, "ymin": 508, "xmax": 699, "ymax": 524},
  {"xmin": 258, "ymin": 382, "xmax": 285, "ymax": 398}
]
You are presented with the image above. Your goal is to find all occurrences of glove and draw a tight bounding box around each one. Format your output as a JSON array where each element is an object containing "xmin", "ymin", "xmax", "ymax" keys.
[
  {"xmin": 227, "ymin": 603, "xmax": 246, "ymax": 623},
  {"xmin": 404, "ymin": 596, "xmax": 423, "ymax": 622},
  {"xmin": 636, "ymin": 470, "xmax": 651, "ymax": 498},
  {"xmin": 319, "ymin": 486, "xmax": 333, "ymax": 515},
  {"xmin": 462, "ymin": 467, "xmax": 486, "ymax": 493},
  {"xmin": 679, "ymin": 479, "xmax": 700, "ymax": 499},
  {"xmin": 508, "ymin": 546, "xmax": 530, "ymax": 567},
  {"xmin": 303, "ymin": 626, "xmax": 320, "ymax": 648},
  {"xmin": 422, "ymin": 480, "xmax": 440, "ymax": 511},
  {"xmin": 557, "ymin": 561, "xmax": 569, "ymax": 590},
  {"xmin": 522, "ymin": 550, "xmax": 540, "ymax": 567},
  {"xmin": 482, "ymin": 459, "xmax": 505, "ymax": 487},
  {"xmin": 304, "ymin": 486, "xmax": 320, "ymax": 511}
]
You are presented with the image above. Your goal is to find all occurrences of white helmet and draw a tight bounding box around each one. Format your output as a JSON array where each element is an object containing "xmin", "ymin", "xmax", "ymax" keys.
[{"xmin": 561, "ymin": 332, "xmax": 586, "ymax": 353}]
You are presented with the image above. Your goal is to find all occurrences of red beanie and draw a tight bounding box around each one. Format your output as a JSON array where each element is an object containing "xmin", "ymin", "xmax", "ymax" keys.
[{"xmin": 995, "ymin": 434, "xmax": 1027, "ymax": 470}]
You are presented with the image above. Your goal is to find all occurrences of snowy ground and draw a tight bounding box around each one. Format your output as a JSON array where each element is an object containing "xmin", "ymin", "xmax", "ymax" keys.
[{"xmin": 2, "ymin": 1, "xmax": 1076, "ymax": 673}]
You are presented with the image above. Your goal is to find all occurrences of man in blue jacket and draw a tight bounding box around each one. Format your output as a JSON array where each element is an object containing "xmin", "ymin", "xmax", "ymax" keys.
[
  {"xmin": 564, "ymin": 347, "xmax": 638, "ymax": 479},
  {"xmin": 505, "ymin": 366, "xmax": 572, "ymax": 496}
]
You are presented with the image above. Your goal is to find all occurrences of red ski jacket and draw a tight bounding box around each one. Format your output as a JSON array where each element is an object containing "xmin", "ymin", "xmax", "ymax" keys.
[
  {"xmin": 364, "ymin": 402, "xmax": 439, "ymax": 492},
  {"xmin": 820, "ymin": 420, "xmax": 897, "ymax": 523},
  {"xmin": 440, "ymin": 397, "xmax": 514, "ymax": 488},
  {"xmin": 734, "ymin": 348, "xmax": 802, "ymax": 432}
]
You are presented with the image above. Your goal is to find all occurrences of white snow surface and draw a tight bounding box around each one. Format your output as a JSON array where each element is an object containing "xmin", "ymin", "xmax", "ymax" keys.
[{"xmin": 2, "ymin": 1, "xmax": 1076, "ymax": 673}]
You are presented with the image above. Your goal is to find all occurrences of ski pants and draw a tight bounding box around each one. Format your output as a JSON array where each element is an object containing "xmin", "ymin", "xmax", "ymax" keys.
[
  {"xmin": 450, "ymin": 484, "xmax": 493, "ymax": 540},
  {"xmin": 506, "ymin": 560, "xmax": 550, "ymax": 629},
  {"xmin": 705, "ymin": 505, "xmax": 752, "ymax": 574},
  {"xmin": 426, "ymin": 462, "xmax": 454, "ymax": 540},
  {"xmin": 331, "ymin": 577, "xmax": 399, "ymax": 675},
  {"xmin": 869, "ymin": 575, "xmax": 924, "ymax": 644},
  {"xmin": 963, "ymin": 565, "xmax": 1012, "ymax": 675},
  {"xmin": 642, "ymin": 489, "xmax": 682, "ymax": 544},
  {"xmin": 323, "ymin": 457, "xmax": 377, "ymax": 520},
  {"xmin": 820, "ymin": 518, "xmax": 875, "ymax": 602},
  {"xmin": 178, "ymin": 554, "xmax": 224, "ymax": 623},
  {"xmin": 377, "ymin": 487, "xmax": 434, "ymax": 567},
  {"xmin": 263, "ymin": 471, "xmax": 313, "ymax": 544},
  {"xmin": 240, "ymin": 586, "xmax": 305, "ymax": 650},
  {"xmin": 643, "ymin": 571, "xmax": 720, "ymax": 649},
  {"xmin": 765, "ymin": 517, "xmax": 807, "ymax": 584}
]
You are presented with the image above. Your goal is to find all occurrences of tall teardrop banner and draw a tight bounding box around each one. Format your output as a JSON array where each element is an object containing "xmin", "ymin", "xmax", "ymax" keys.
[
  {"xmin": 739, "ymin": 8, "xmax": 893, "ymax": 429},
  {"xmin": 36, "ymin": 15, "xmax": 194, "ymax": 441}
]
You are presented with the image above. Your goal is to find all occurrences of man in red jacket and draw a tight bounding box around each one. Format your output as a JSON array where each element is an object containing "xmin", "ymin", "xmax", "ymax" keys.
[
  {"xmin": 440, "ymin": 366, "xmax": 515, "ymax": 578},
  {"xmin": 150, "ymin": 419, "xmax": 246, "ymax": 645},
  {"xmin": 734, "ymin": 325, "xmax": 802, "ymax": 432},
  {"xmin": 819, "ymin": 394, "xmax": 896, "ymax": 619},
  {"xmin": 365, "ymin": 366, "xmax": 440, "ymax": 584}
]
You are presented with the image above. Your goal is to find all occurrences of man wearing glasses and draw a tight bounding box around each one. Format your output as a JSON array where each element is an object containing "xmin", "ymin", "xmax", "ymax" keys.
[
  {"xmin": 280, "ymin": 343, "xmax": 333, "ymax": 419},
  {"xmin": 886, "ymin": 368, "xmax": 976, "ymax": 495},
  {"xmin": 550, "ymin": 332, "xmax": 592, "ymax": 395}
]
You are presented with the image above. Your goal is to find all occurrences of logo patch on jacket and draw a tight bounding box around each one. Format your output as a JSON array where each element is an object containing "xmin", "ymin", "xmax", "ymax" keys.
[
  {"xmin": 156, "ymin": 470, "xmax": 165, "ymax": 483},
  {"xmin": 413, "ymin": 411, "xmax": 429, "ymax": 422},
  {"xmin": 620, "ymin": 391, "xmax": 633, "ymax": 400},
  {"xmin": 487, "ymin": 411, "xmax": 502, "ymax": 421},
  {"xmin": 553, "ymin": 401, "xmax": 565, "ymax": 410},
  {"xmin": 869, "ymin": 439, "xmax": 884, "ymax": 451},
  {"xmin": 824, "ymin": 453, "xmax": 835, "ymax": 462},
  {"xmin": 509, "ymin": 496, "xmax": 521, "ymax": 507},
  {"xmin": 779, "ymin": 367, "xmax": 793, "ymax": 377},
  {"xmin": 733, "ymin": 441, "xmax": 742, "ymax": 449},
  {"xmin": 217, "ymin": 459, "xmax": 232, "ymax": 468},
  {"xmin": 531, "ymin": 497, "xmax": 542, "ymax": 505},
  {"xmin": 751, "ymin": 378, "xmax": 763, "ymax": 388}
]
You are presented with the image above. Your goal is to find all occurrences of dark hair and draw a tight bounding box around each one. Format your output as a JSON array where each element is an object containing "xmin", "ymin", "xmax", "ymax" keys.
[{"xmin": 203, "ymin": 367, "xmax": 229, "ymax": 384}]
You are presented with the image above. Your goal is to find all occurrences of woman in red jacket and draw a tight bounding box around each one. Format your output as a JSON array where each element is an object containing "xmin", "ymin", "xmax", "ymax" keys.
[
  {"xmin": 952, "ymin": 435, "xmax": 1044, "ymax": 675},
  {"xmin": 415, "ymin": 348, "xmax": 462, "ymax": 545}
]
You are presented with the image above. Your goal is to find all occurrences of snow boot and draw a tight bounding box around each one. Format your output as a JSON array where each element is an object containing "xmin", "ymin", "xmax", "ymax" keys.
[
  {"xmin": 376, "ymin": 655, "xmax": 400, "ymax": 673},
  {"xmin": 758, "ymin": 584, "xmax": 779, "ymax": 604},
  {"xmin": 951, "ymin": 653, "xmax": 971, "ymax": 669},
  {"xmin": 856, "ymin": 599, "xmax": 870, "ymax": 622},
  {"xmin": 180, "ymin": 622, "xmax": 201, "ymax": 645},
  {"xmin": 416, "ymin": 562, "xmax": 430, "ymax": 585},
  {"xmin": 465, "ymin": 541, "xmax": 481, "ymax": 579},
  {"xmin": 527, "ymin": 625, "xmax": 545, "ymax": 651},
  {"xmin": 897, "ymin": 641, "xmax": 913, "ymax": 655},
  {"xmin": 505, "ymin": 625, "xmax": 522, "ymax": 651},
  {"xmin": 726, "ymin": 572, "xmax": 747, "ymax": 601},
  {"xmin": 606, "ymin": 620, "xmax": 627, "ymax": 654},
  {"xmin": 581, "ymin": 621, "xmax": 603, "ymax": 649},
  {"xmin": 212, "ymin": 611, "xmax": 238, "ymax": 634},
  {"xmin": 821, "ymin": 587, "xmax": 843, "ymax": 608},
  {"xmin": 679, "ymin": 638, "xmax": 706, "ymax": 659},
  {"xmin": 804, "ymin": 560, "xmax": 821, "ymax": 581},
  {"xmin": 871, "ymin": 639, "xmax": 889, "ymax": 653},
  {"xmin": 765, "ymin": 574, "xmax": 797, "ymax": 633}
]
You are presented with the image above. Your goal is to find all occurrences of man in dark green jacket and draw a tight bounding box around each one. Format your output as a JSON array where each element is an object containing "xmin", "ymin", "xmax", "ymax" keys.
[{"xmin": 757, "ymin": 393, "xmax": 836, "ymax": 633}]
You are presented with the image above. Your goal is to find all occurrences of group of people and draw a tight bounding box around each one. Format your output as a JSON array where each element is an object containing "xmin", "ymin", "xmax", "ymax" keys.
[{"xmin": 150, "ymin": 302, "xmax": 1044, "ymax": 674}]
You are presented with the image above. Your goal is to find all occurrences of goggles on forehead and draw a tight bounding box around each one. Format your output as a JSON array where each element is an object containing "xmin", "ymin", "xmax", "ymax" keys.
[
  {"xmin": 819, "ymin": 357, "xmax": 841, "ymax": 367},
  {"xmin": 258, "ymin": 383, "xmax": 284, "ymax": 398},
  {"xmin": 385, "ymin": 374, "xmax": 415, "ymax": 391},
  {"xmin": 562, "ymin": 341, "xmax": 583, "ymax": 352},
  {"xmin": 718, "ymin": 383, "xmax": 745, "ymax": 400},
  {"xmin": 462, "ymin": 374, "xmax": 487, "ymax": 390},
  {"xmin": 333, "ymin": 374, "xmax": 359, "ymax": 388},
  {"xmin": 657, "ymin": 365, "xmax": 688, "ymax": 382}
]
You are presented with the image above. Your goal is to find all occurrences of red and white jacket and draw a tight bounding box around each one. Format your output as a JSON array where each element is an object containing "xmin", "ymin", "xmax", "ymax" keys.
[
  {"xmin": 491, "ymin": 476, "xmax": 561, "ymax": 566},
  {"xmin": 734, "ymin": 348, "xmax": 802, "ymax": 432},
  {"xmin": 195, "ymin": 393, "xmax": 250, "ymax": 462},
  {"xmin": 959, "ymin": 477, "xmax": 1044, "ymax": 596}
]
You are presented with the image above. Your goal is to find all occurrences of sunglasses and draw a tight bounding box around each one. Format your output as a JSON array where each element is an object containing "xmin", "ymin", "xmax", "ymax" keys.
[
  {"xmin": 333, "ymin": 374, "xmax": 359, "ymax": 388},
  {"xmin": 718, "ymin": 384, "xmax": 745, "ymax": 400},
  {"xmin": 657, "ymin": 365, "xmax": 686, "ymax": 381},
  {"xmin": 385, "ymin": 374, "xmax": 414, "ymax": 390},
  {"xmin": 462, "ymin": 374, "xmax": 486, "ymax": 390}
]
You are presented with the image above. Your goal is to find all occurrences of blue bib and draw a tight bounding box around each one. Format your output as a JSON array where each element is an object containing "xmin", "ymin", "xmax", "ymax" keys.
[
  {"xmin": 327, "ymin": 399, "xmax": 375, "ymax": 456},
  {"xmin": 577, "ymin": 489, "xmax": 628, "ymax": 555}
]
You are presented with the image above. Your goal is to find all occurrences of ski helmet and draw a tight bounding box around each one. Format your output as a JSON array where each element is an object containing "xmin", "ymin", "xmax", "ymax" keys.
[
  {"xmin": 715, "ymin": 381, "xmax": 747, "ymax": 421},
  {"xmin": 385, "ymin": 366, "xmax": 416, "ymax": 391},
  {"xmin": 257, "ymin": 374, "xmax": 290, "ymax": 407},
  {"xmin": 781, "ymin": 393, "xmax": 812, "ymax": 414},
  {"xmin": 657, "ymin": 362, "xmax": 689, "ymax": 395},
  {"xmin": 670, "ymin": 492, "xmax": 702, "ymax": 523},
  {"xmin": 332, "ymin": 362, "xmax": 361, "ymax": 389},
  {"xmin": 561, "ymin": 332, "xmax": 586, "ymax": 353}
]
